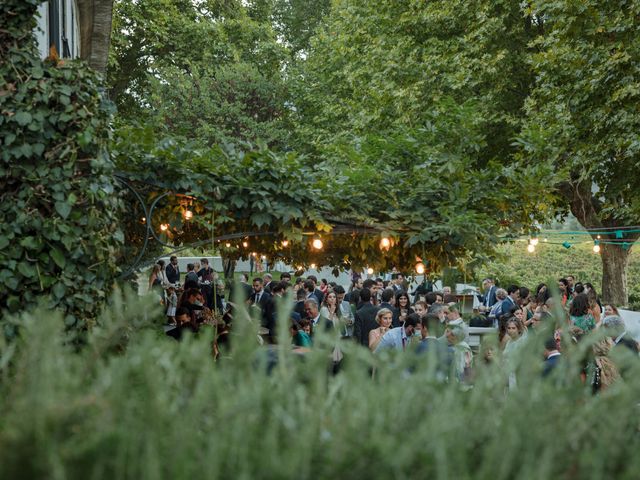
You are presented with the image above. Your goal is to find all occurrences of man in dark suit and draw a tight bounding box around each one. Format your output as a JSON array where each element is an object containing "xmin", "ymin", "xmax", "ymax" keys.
[
  {"xmin": 251, "ymin": 277, "xmax": 275, "ymax": 336},
  {"xmin": 353, "ymin": 288, "xmax": 380, "ymax": 346},
  {"xmin": 263, "ymin": 273, "xmax": 274, "ymax": 294},
  {"xmin": 303, "ymin": 279, "xmax": 322, "ymax": 304},
  {"xmin": 272, "ymin": 281, "xmax": 301, "ymax": 323},
  {"xmin": 480, "ymin": 278, "xmax": 498, "ymax": 311},
  {"xmin": 165, "ymin": 255, "xmax": 180, "ymax": 284},
  {"xmin": 542, "ymin": 337, "xmax": 561, "ymax": 377},
  {"xmin": 416, "ymin": 313, "xmax": 453, "ymax": 377},
  {"xmin": 304, "ymin": 297, "xmax": 332, "ymax": 333},
  {"xmin": 306, "ymin": 275, "xmax": 325, "ymax": 304},
  {"xmin": 379, "ymin": 288, "xmax": 400, "ymax": 327}
]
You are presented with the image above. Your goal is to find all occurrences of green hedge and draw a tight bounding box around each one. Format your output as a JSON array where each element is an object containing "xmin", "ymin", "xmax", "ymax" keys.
[
  {"xmin": 1, "ymin": 296, "xmax": 639, "ymax": 479},
  {"xmin": 0, "ymin": 1, "xmax": 123, "ymax": 328}
]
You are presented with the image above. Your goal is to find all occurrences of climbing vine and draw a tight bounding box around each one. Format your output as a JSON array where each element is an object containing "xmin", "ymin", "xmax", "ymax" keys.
[{"xmin": 0, "ymin": 0, "xmax": 123, "ymax": 328}]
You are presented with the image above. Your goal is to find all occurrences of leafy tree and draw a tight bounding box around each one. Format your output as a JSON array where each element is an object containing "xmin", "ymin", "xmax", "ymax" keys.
[
  {"xmin": 108, "ymin": 0, "xmax": 289, "ymax": 147},
  {"xmin": 518, "ymin": 0, "xmax": 640, "ymax": 305},
  {"xmin": 0, "ymin": 0, "xmax": 123, "ymax": 327},
  {"xmin": 292, "ymin": 0, "xmax": 538, "ymax": 161}
]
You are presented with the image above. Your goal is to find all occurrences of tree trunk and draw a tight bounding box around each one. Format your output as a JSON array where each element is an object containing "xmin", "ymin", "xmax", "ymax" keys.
[
  {"xmin": 600, "ymin": 243, "xmax": 632, "ymax": 307},
  {"xmin": 77, "ymin": 0, "xmax": 114, "ymax": 74}
]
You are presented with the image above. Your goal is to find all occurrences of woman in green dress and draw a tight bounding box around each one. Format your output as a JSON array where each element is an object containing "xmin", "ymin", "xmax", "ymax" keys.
[{"xmin": 569, "ymin": 293, "xmax": 596, "ymax": 333}]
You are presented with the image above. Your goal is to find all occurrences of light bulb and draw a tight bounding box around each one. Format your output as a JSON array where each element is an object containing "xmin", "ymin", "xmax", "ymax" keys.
[
  {"xmin": 530, "ymin": 238, "xmax": 539, "ymax": 246},
  {"xmin": 225, "ymin": 242, "xmax": 231, "ymax": 248},
  {"xmin": 366, "ymin": 267, "xmax": 374, "ymax": 275},
  {"xmin": 160, "ymin": 224, "xmax": 168, "ymax": 231},
  {"xmin": 184, "ymin": 210, "xmax": 193, "ymax": 220},
  {"xmin": 312, "ymin": 238, "xmax": 323, "ymax": 250},
  {"xmin": 261, "ymin": 255, "xmax": 266, "ymax": 260},
  {"xmin": 527, "ymin": 244, "xmax": 535, "ymax": 253},
  {"xmin": 310, "ymin": 263, "xmax": 317, "ymax": 270},
  {"xmin": 380, "ymin": 237, "xmax": 391, "ymax": 250},
  {"xmin": 242, "ymin": 241, "xmax": 248, "ymax": 248},
  {"xmin": 282, "ymin": 240, "xmax": 289, "ymax": 247},
  {"xmin": 415, "ymin": 262, "xmax": 426, "ymax": 274},
  {"xmin": 593, "ymin": 244, "xmax": 601, "ymax": 253}
]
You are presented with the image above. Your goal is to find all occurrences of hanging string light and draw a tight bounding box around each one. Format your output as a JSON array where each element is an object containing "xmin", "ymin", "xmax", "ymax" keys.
[
  {"xmin": 225, "ymin": 242, "xmax": 231, "ymax": 248},
  {"xmin": 527, "ymin": 244, "xmax": 535, "ymax": 253},
  {"xmin": 379, "ymin": 237, "xmax": 391, "ymax": 250},
  {"xmin": 593, "ymin": 241, "xmax": 601, "ymax": 254},
  {"xmin": 160, "ymin": 223, "xmax": 169, "ymax": 231},
  {"xmin": 242, "ymin": 239, "xmax": 249, "ymax": 248},
  {"xmin": 415, "ymin": 262, "xmax": 426, "ymax": 274},
  {"xmin": 310, "ymin": 263, "xmax": 317, "ymax": 270},
  {"xmin": 184, "ymin": 209, "xmax": 193, "ymax": 220},
  {"xmin": 281, "ymin": 240, "xmax": 289, "ymax": 247},
  {"xmin": 366, "ymin": 267, "xmax": 374, "ymax": 275},
  {"xmin": 312, "ymin": 238, "xmax": 323, "ymax": 250}
]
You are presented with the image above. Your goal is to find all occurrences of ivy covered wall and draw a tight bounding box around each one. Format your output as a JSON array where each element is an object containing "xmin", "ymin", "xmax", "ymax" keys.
[{"xmin": 0, "ymin": 0, "xmax": 123, "ymax": 328}]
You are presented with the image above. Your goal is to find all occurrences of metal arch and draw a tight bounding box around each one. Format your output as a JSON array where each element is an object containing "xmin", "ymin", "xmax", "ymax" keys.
[
  {"xmin": 114, "ymin": 176, "xmax": 154, "ymax": 279},
  {"xmin": 113, "ymin": 173, "xmax": 388, "ymax": 278}
]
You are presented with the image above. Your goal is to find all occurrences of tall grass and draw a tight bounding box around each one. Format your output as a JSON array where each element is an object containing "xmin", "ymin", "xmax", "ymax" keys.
[{"xmin": 1, "ymin": 291, "xmax": 639, "ymax": 479}]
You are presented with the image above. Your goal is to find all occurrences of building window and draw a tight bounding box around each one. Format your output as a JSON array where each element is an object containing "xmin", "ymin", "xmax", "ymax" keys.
[{"xmin": 34, "ymin": 0, "xmax": 80, "ymax": 60}]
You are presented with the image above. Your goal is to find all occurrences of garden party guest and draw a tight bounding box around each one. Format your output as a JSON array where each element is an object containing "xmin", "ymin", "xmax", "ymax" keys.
[
  {"xmin": 396, "ymin": 291, "xmax": 412, "ymax": 324},
  {"xmin": 569, "ymin": 293, "xmax": 596, "ymax": 333},
  {"xmin": 148, "ymin": 264, "xmax": 163, "ymax": 294},
  {"xmin": 488, "ymin": 288, "xmax": 508, "ymax": 325},
  {"xmin": 590, "ymin": 338, "xmax": 620, "ymax": 393},
  {"xmin": 503, "ymin": 317, "xmax": 526, "ymax": 360},
  {"xmin": 334, "ymin": 285, "xmax": 354, "ymax": 337},
  {"xmin": 378, "ymin": 288, "xmax": 400, "ymax": 327},
  {"xmin": 374, "ymin": 313, "xmax": 421, "ymax": 353},
  {"xmin": 558, "ymin": 278, "xmax": 571, "ymax": 306},
  {"xmin": 166, "ymin": 255, "xmax": 180, "ymax": 284},
  {"xmin": 320, "ymin": 290, "xmax": 343, "ymax": 330},
  {"xmin": 445, "ymin": 321, "xmax": 473, "ymax": 381},
  {"xmin": 603, "ymin": 304, "xmax": 620, "ymax": 317},
  {"xmin": 262, "ymin": 273, "xmax": 274, "ymax": 293},
  {"xmin": 291, "ymin": 320, "xmax": 312, "ymax": 348},
  {"xmin": 542, "ymin": 337, "xmax": 561, "ymax": 377},
  {"xmin": 413, "ymin": 301, "xmax": 427, "ymax": 318},
  {"xmin": 480, "ymin": 278, "xmax": 498, "ymax": 311},
  {"xmin": 602, "ymin": 315, "xmax": 639, "ymax": 354},
  {"xmin": 368, "ymin": 308, "xmax": 393, "ymax": 352},
  {"xmin": 584, "ymin": 283, "xmax": 602, "ymax": 324},
  {"xmin": 198, "ymin": 258, "xmax": 217, "ymax": 309},
  {"xmin": 166, "ymin": 286, "xmax": 178, "ymax": 323},
  {"xmin": 319, "ymin": 278, "xmax": 330, "ymax": 297},
  {"xmin": 157, "ymin": 259, "xmax": 169, "ymax": 286},
  {"xmin": 179, "ymin": 288, "xmax": 204, "ymax": 324},
  {"xmin": 353, "ymin": 288, "xmax": 380, "ymax": 346},
  {"xmin": 304, "ymin": 298, "xmax": 329, "ymax": 333},
  {"xmin": 166, "ymin": 307, "xmax": 198, "ymax": 341},
  {"xmin": 184, "ymin": 263, "xmax": 199, "ymax": 288}
]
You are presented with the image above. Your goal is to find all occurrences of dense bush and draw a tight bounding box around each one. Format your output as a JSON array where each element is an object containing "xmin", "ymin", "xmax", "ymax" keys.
[
  {"xmin": 0, "ymin": 1, "xmax": 123, "ymax": 327},
  {"xmin": 1, "ymin": 295, "xmax": 639, "ymax": 479}
]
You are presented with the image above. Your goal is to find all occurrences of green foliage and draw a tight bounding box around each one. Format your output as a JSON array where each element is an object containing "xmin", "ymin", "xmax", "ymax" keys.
[
  {"xmin": 0, "ymin": 1, "xmax": 123, "ymax": 326},
  {"xmin": 292, "ymin": 0, "xmax": 536, "ymax": 159},
  {"xmin": 2, "ymin": 297, "xmax": 640, "ymax": 478},
  {"xmin": 519, "ymin": 0, "xmax": 640, "ymax": 222},
  {"xmin": 108, "ymin": 0, "xmax": 290, "ymax": 147}
]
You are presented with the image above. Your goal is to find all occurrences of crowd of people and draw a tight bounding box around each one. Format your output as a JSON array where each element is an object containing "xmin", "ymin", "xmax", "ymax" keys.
[{"xmin": 149, "ymin": 258, "xmax": 639, "ymax": 388}]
